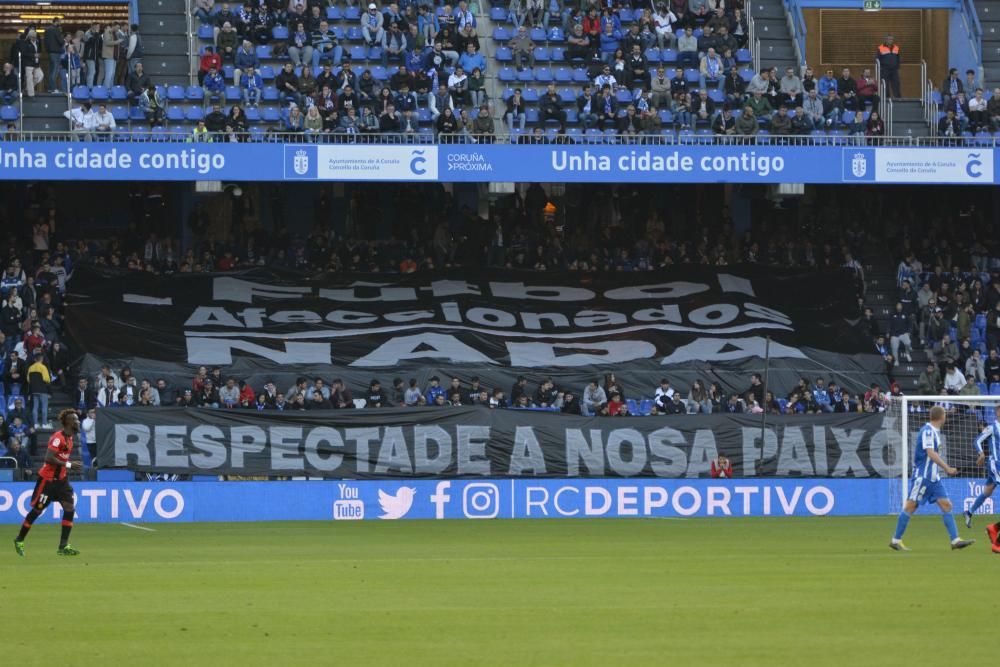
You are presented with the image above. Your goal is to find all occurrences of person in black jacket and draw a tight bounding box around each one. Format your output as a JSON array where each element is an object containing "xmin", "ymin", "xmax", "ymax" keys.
[
  {"xmin": 72, "ymin": 377, "xmax": 95, "ymax": 415},
  {"xmin": 366, "ymin": 379, "xmax": 388, "ymax": 408},
  {"xmin": 125, "ymin": 62, "xmax": 150, "ymax": 102},
  {"xmin": 44, "ymin": 18, "xmax": 64, "ymax": 93},
  {"xmin": 82, "ymin": 24, "xmax": 101, "ymax": 87},
  {"xmin": 538, "ymin": 83, "xmax": 566, "ymax": 132},
  {"xmin": 19, "ymin": 28, "xmax": 43, "ymax": 97},
  {"xmin": 0, "ymin": 62, "xmax": 18, "ymax": 105}
]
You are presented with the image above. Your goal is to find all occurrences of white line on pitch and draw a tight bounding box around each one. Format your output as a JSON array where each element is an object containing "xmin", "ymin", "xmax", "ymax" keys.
[{"xmin": 120, "ymin": 522, "xmax": 157, "ymax": 532}]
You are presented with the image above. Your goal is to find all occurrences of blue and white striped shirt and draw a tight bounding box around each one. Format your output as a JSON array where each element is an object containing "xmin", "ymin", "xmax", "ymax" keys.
[
  {"xmin": 975, "ymin": 421, "xmax": 1000, "ymax": 465},
  {"xmin": 913, "ymin": 423, "xmax": 942, "ymax": 482}
]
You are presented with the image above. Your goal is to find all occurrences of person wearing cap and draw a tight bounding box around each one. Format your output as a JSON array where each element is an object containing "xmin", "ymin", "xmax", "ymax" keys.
[
  {"xmin": 199, "ymin": 377, "xmax": 220, "ymax": 408},
  {"xmin": 362, "ymin": 3, "xmax": 386, "ymax": 48}
]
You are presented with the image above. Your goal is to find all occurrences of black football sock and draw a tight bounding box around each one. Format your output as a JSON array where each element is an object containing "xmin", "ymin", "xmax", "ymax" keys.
[
  {"xmin": 16, "ymin": 508, "xmax": 42, "ymax": 541},
  {"xmin": 59, "ymin": 511, "xmax": 74, "ymax": 548}
]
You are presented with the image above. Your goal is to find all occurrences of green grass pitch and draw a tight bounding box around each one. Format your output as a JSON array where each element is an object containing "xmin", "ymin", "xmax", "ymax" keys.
[{"xmin": 5, "ymin": 516, "xmax": 997, "ymax": 666}]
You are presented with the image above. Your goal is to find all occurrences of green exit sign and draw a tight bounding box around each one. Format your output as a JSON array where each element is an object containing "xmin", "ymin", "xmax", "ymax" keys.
[{"xmin": 863, "ymin": 0, "xmax": 881, "ymax": 10}]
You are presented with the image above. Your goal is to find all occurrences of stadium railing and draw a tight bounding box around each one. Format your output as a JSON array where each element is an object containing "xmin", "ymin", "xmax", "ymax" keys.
[{"xmin": 0, "ymin": 130, "xmax": 969, "ymax": 146}]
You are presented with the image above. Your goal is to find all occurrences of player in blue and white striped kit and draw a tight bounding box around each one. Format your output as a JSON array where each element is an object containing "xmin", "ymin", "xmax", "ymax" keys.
[
  {"xmin": 890, "ymin": 405, "xmax": 975, "ymax": 551},
  {"xmin": 964, "ymin": 406, "xmax": 1000, "ymax": 551}
]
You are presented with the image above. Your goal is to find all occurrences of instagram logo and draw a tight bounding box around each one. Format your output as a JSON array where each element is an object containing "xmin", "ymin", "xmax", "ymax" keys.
[{"xmin": 463, "ymin": 483, "xmax": 500, "ymax": 519}]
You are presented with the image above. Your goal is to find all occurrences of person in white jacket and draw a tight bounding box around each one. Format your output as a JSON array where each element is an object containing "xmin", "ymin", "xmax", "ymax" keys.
[
  {"xmin": 92, "ymin": 103, "xmax": 116, "ymax": 138},
  {"xmin": 582, "ymin": 380, "xmax": 607, "ymax": 416},
  {"xmin": 64, "ymin": 102, "xmax": 95, "ymax": 141},
  {"xmin": 653, "ymin": 5, "xmax": 677, "ymax": 49}
]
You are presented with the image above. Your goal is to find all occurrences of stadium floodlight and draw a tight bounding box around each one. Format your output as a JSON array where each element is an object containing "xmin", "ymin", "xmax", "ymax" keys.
[{"xmin": 885, "ymin": 395, "xmax": 998, "ymax": 515}]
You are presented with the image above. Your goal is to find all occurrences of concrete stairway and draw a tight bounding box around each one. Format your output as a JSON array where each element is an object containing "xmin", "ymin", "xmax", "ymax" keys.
[
  {"xmin": 977, "ymin": 0, "xmax": 1000, "ymax": 87},
  {"xmin": 890, "ymin": 99, "xmax": 929, "ymax": 138},
  {"xmin": 139, "ymin": 0, "xmax": 191, "ymax": 84},
  {"xmin": 747, "ymin": 0, "xmax": 796, "ymax": 71},
  {"xmin": 20, "ymin": 94, "xmax": 72, "ymax": 132}
]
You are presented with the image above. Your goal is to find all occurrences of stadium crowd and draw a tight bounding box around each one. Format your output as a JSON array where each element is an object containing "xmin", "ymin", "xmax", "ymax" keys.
[{"xmin": 8, "ymin": 2, "xmax": 996, "ymax": 141}]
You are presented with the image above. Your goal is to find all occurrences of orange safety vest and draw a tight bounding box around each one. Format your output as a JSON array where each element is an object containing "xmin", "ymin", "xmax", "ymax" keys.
[{"xmin": 878, "ymin": 44, "xmax": 899, "ymax": 55}]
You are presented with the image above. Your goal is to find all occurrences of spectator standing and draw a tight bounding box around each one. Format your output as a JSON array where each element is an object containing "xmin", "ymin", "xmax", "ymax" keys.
[
  {"xmin": 710, "ymin": 454, "xmax": 733, "ymax": 478},
  {"xmin": 82, "ymin": 24, "xmax": 101, "ymax": 87},
  {"xmin": 126, "ymin": 24, "xmax": 143, "ymax": 73},
  {"xmin": 44, "ymin": 18, "xmax": 64, "ymax": 93},
  {"xmin": 877, "ymin": 34, "xmax": 900, "ymax": 99},
  {"xmin": 19, "ymin": 29, "xmax": 43, "ymax": 97},
  {"xmin": 27, "ymin": 349, "xmax": 51, "ymax": 428},
  {"xmin": 100, "ymin": 24, "xmax": 120, "ymax": 89}
]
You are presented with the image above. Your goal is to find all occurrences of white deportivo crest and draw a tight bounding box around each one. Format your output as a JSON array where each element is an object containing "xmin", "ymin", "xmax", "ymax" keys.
[
  {"xmin": 378, "ymin": 487, "xmax": 416, "ymax": 519},
  {"xmin": 293, "ymin": 149, "xmax": 309, "ymax": 175},
  {"xmin": 851, "ymin": 152, "xmax": 867, "ymax": 177}
]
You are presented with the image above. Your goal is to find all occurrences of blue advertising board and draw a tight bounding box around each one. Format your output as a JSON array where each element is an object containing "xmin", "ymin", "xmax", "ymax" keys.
[
  {"xmin": 0, "ymin": 142, "xmax": 994, "ymax": 184},
  {"xmin": 0, "ymin": 478, "xmax": 897, "ymax": 523}
]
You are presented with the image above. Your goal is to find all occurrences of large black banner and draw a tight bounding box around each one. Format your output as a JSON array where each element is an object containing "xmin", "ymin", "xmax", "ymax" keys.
[
  {"xmin": 95, "ymin": 407, "xmax": 897, "ymax": 479},
  {"xmin": 70, "ymin": 266, "xmax": 881, "ymax": 394}
]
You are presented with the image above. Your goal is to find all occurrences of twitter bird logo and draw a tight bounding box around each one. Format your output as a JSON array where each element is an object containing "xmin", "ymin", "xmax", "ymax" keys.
[{"xmin": 378, "ymin": 487, "xmax": 416, "ymax": 520}]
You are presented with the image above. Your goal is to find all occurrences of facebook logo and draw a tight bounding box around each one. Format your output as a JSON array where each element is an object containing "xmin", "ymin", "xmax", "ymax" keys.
[
  {"xmin": 284, "ymin": 145, "xmax": 317, "ymax": 179},
  {"xmin": 842, "ymin": 148, "xmax": 875, "ymax": 181}
]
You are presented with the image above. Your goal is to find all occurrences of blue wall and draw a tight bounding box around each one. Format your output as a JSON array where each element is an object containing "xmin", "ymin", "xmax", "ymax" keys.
[{"xmin": 0, "ymin": 479, "xmax": 900, "ymax": 523}]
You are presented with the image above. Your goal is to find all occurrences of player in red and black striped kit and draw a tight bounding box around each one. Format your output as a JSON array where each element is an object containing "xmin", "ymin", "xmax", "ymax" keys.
[{"xmin": 13, "ymin": 409, "xmax": 82, "ymax": 557}]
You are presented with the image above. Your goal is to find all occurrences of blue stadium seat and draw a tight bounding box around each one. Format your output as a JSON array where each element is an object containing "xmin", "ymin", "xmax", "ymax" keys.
[
  {"xmin": 658, "ymin": 109, "xmax": 673, "ymax": 124},
  {"xmin": 110, "ymin": 85, "xmax": 128, "ymax": 100},
  {"xmin": 557, "ymin": 87, "xmax": 574, "ymax": 103},
  {"xmin": 187, "ymin": 85, "xmax": 205, "ymax": 101},
  {"xmin": 262, "ymin": 107, "xmax": 280, "ymax": 122},
  {"xmin": 248, "ymin": 126, "xmax": 266, "ymax": 141},
  {"xmin": 535, "ymin": 67, "xmax": 552, "ymax": 82},
  {"xmin": 548, "ymin": 27, "xmax": 565, "ymax": 42},
  {"xmin": 257, "ymin": 45, "xmax": 272, "ymax": 59},
  {"xmin": 708, "ymin": 89, "xmax": 724, "ymax": 103},
  {"xmin": 684, "ymin": 68, "xmax": 699, "ymax": 84},
  {"xmin": 990, "ymin": 383, "xmax": 1000, "ymax": 396},
  {"xmin": 554, "ymin": 67, "xmax": 572, "ymax": 82},
  {"xmin": 271, "ymin": 26, "xmax": 289, "ymax": 41},
  {"xmin": 90, "ymin": 85, "xmax": 109, "ymax": 100},
  {"xmin": 417, "ymin": 107, "xmax": 432, "ymax": 123},
  {"xmin": 0, "ymin": 105, "xmax": 18, "ymax": 121},
  {"xmin": 495, "ymin": 46, "xmax": 513, "ymax": 62},
  {"xmin": 530, "ymin": 27, "xmax": 546, "ymax": 42},
  {"xmin": 370, "ymin": 66, "xmax": 387, "ymax": 80},
  {"xmin": 492, "ymin": 27, "xmax": 511, "ymax": 41},
  {"xmin": 326, "ymin": 6, "xmax": 342, "ymax": 20},
  {"xmin": 549, "ymin": 47, "xmax": 564, "ymax": 62},
  {"xmin": 72, "ymin": 84, "xmax": 90, "ymax": 100},
  {"xmin": 262, "ymin": 86, "xmax": 280, "ymax": 101},
  {"xmin": 626, "ymin": 398, "xmax": 639, "ymax": 415},
  {"xmin": 739, "ymin": 67, "xmax": 754, "ymax": 82},
  {"xmin": 615, "ymin": 89, "xmax": 632, "ymax": 104},
  {"xmin": 130, "ymin": 106, "xmax": 146, "ymax": 121},
  {"xmin": 498, "ymin": 66, "xmax": 515, "ymax": 82},
  {"xmin": 978, "ymin": 382, "xmax": 989, "ymax": 395},
  {"xmin": 198, "ymin": 24, "xmax": 215, "ymax": 40},
  {"xmin": 659, "ymin": 49, "xmax": 677, "ymax": 63},
  {"xmin": 224, "ymin": 85, "xmax": 241, "ymax": 100},
  {"xmin": 736, "ymin": 48, "xmax": 751, "ymax": 63},
  {"xmin": 244, "ymin": 106, "xmax": 261, "ymax": 121},
  {"xmin": 110, "ymin": 105, "xmax": 128, "ymax": 121},
  {"xmin": 344, "ymin": 6, "xmax": 361, "ymax": 20},
  {"xmin": 259, "ymin": 65, "xmax": 276, "ymax": 80},
  {"xmin": 166, "ymin": 84, "xmax": 186, "ymax": 101},
  {"xmin": 525, "ymin": 108, "xmax": 540, "ymax": 123},
  {"xmin": 620, "ymin": 8, "xmax": 636, "ymax": 22},
  {"xmin": 368, "ymin": 47, "xmax": 383, "ymax": 61},
  {"xmin": 349, "ymin": 45, "xmax": 367, "ymax": 61},
  {"xmin": 645, "ymin": 48, "xmax": 660, "ymax": 64},
  {"xmin": 638, "ymin": 399, "xmax": 653, "ymax": 416},
  {"xmin": 777, "ymin": 398, "xmax": 788, "ymax": 413},
  {"xmin": 185, "ymin": 105, "xmax": 204, "ymax": 121},
  {"xmin": 564, "ymin": 108, "xmax": 578, "ymax": 123},
  {"xmin": 166, "ymin": 106, "xmax": 184, "ymax": 121},
  {"xmin": 522, "ymin": 87, "xmax": 539, "ymax": 102},
  {"xmin": 572, "ymin": 68, "xmax": 588, "ymax": 82},
  {"xmin": 516, "ymin": 68, "xmax": 534, "ymax": 82},
  {"xmin": 490, "ymin": 6, "xmax": 507, "ymax": 21},
  {"xmin": 346, "ymin": 26, "xmax": 362, "ymax": 41}
]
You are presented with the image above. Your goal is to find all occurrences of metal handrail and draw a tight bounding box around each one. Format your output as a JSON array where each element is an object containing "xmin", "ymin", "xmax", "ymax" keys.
[
  {"xmin": 0, "ymin": 129, "xmax": 935, "ymax": 146},
  {"xmin": 960, "ymin": 0, "xmax": 983, "ymax": 70},
  {"xmin": 785, "ymin": 0, "xmax": 807, "ymax": 70},
  {"xmin": 186, "ymin": 0, "xmax": 196, "ymax": 87},
  {"xmin": 886, "ymin": 96, "xmax": 893, "ymax": 136},
  {"xmin": 0, "ymin": 457, "xmax": 18, "ymax": 469},
  {"xmin": 15, "ymin": 51, "xmax": 23, "ymax": 133}
]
